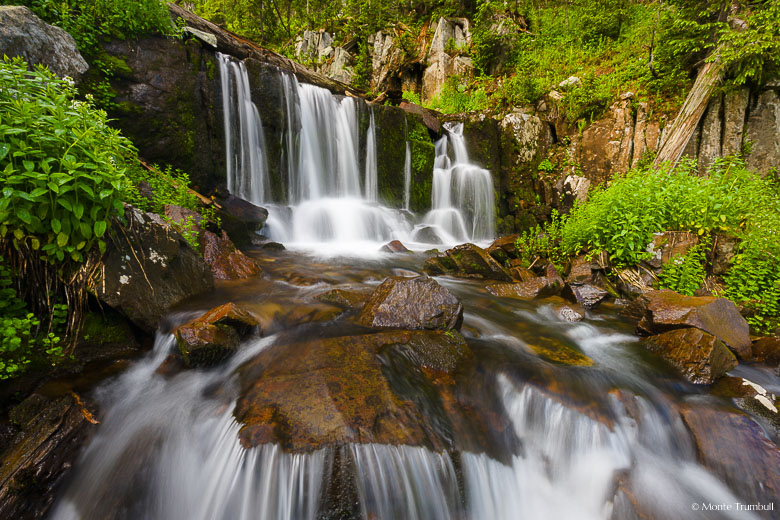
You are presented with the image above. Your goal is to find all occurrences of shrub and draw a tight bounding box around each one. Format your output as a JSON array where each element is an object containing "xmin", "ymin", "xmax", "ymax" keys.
[{"xmin": 657, "ymin": 239, "xmax": 709, "ymax": 296}]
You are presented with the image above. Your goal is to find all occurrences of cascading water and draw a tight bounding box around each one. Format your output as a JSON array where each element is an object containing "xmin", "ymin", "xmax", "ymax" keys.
[
  {"xmin": 423, "ymin": 122, "xmax": 495, "ymax": 243},
  {"xmin": 217, "ymin": 54, "xmax": 497, "ymax": 254},
  {"xmin": 217, "ymin": 53, "xmax": 271, "ymax": 204}
]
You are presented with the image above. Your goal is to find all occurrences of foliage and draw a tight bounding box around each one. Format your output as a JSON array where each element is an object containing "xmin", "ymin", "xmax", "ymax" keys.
[
  {"xmin": 716, "ymin": 1, "xmax": 780, "ymax": 86},
  {"xmin": 0, "ymin": 57, "xmax": 132, "ymax": 264},
  {"xmin": 657, "ymin": 239, "xmax": 709, "ymax": 296},
  {"xmin": 514, "ymin": 209, "xmax": 567, "ymax": 267},
  {"xmin": 0, "ymin": 256, "xmax": 66, "ymax": 379},
  {"xmin": 426, "ymin": 76, "xmax": 489, "ymax": 114},
  {"xmin": 402, "ymin": 90, "xmax": 422, "ymax": 105}
]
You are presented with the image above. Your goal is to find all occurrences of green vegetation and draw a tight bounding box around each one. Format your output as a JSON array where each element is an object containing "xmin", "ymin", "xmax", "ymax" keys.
[
  {"xmin": 20, "ymin": 0, "xmax": 175, "ymax": 106},
  {"xmin": 657, "ymin": 239, "xmax": 709, "ymax": 296},
  {"xmin": 515, "ymin": 157, "xmax": 780, "ymax": 332},
  {"xmin": 0, "ymin": 57, "xmax": 210, "ymax": 379}
]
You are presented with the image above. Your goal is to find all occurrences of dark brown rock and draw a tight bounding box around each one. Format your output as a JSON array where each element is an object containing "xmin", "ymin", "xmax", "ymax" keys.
[
  {"xmin": 315, "ymin": 287, "xmax": 373, "ymax": 309},
  {"xmin": 175, "ymin": 302, "xmax": 259, "ymax": 366},
  {"xmin": 681, "ymin": 404, "xmax": 780, "ymax": 507},
  {"xmin": 358, "ymin": 275, "xmax": 463, "ymax": 330},
  {"xmin": 752, "ymin": 337, "xmax": 780, "ymax": 367},
  {"xmin": 486, "ymin": 234, "xmax": 520, "ymax": 263},
  {"xmin": 634, "ymin": 290, "xmax": 752, "ymax": 359},
  {"xmin": 566, "ymin": 255, "xmax": 597, "ymax": 284},
  {"xmin": 201, "ymin": 230, "xmax": 263, "ymax": 280},
  {"xmin": 399, "ymin": 101, "xmax": 441, "ymax": 133},
  {"xmin": 93, "ymin": 207, "xmax": 214, "ymax": 333},
  {"xmin": 562, "ymin": 283, "xmax": 609, "ymax": 308},
  {"xmin": 486, "ymin": 277, "xmax": 560, "ymax": 300},
  {"xmin": 234, "ymin": 330, "xmax": 470, "ymax": 451},
  {"xmin": 380, "ymin": 240, "xmax": 410, "ymax": 253},
  {"xmin": 509, "ymin": 266, "xmax": 536, "ymax": 282},
  {"xmin": 710, "ymin": 234, "xmax": 738, "ymax": 275},
  {"xmin": 643, "ymin": 328, "xmax": 737, "ymax": 384},
  {"xmin": 423, "ymin": 243, "xmax": 513, "ymax": 282}
]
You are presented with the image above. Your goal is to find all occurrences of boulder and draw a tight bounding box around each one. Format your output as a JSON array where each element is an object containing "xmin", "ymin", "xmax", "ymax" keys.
[
  {"xmin": 752, "ymin": 337, "xmax": 780, "ymax": 367},
  {"xmin": 0, "ymin": 394, "xmax": 96, "ymax": 518},
  {"xmin": 175, "ymin": 302, "xmax": 259, "ymax": 366},
  {"xmin": 486, "ymin": 278, "xmax": 559, "ymax": 300},
  {"xmin": 0, "ymin": 6, "xmax": 88, "ymax": 81},
  {"xmin": 424, "ymin": 243, "xmax": 513, "ymax": 282},
  {"xmin": 380, "ymin": 240, "xmax": 410, "ymax": 253},
  {"xmin": 358, "ymin": 275, "xmax": 463, "ymax": 331},
  {"xmin": 411, "ymin": 224, "xmax": 444, "ymax": 244},
  {"xmin": 566, "ymin": 255, "xmax": 597, "ymax": 284},
  {"xmin": 745, "ymin": 89, "xmax": 780, "ymax": 175},
  {"xmin": 633, "ymin": 290, "xmax": 752, "ymax": 359},
  {"xmin": 643, "ymin": 328, "xmax": 737, "ymax": 384},
  {"xmin": 681, "ymin": 404, "xmax": 780, "ymax": 507},
  {"xmin": 93, "ymin": 207, "xmax": 214, "ymax": 333},
  {"xmin": 544, "ymin": 297, "xmax": 585, "ymax": 322},
  {"xmin": 562, "ymin": 283, "xmax": 609, "ymax": 308},
  {"xmin": 644, "ymin": 232, "xmax": 699, "ymax": 269},
  {"xmin": 486, "ymin": 234, "xmax": 520, "ymax": 264},
  {"xmin": 201, "ymin": 230, "xmax": 262, "ymax": 280},
  {"xmin": 315, "ymin": 287, "xmax": 373, "ymax": 310},
  {"xmin": 214, "ymin": 194, "xmax": 269, "ymax": 247},
  {"xmin": 234, "ymin": 330, "xmax": 471, "ymax": 451}
]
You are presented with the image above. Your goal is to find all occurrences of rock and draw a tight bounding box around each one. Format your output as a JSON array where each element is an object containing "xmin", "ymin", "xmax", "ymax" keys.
[
  {"xmin": 486, "ymin": 234, "xmax": 520, "ymax": 263},
  {"xmin": 0, "ymin": 394, "xmax": 96, "ymax": 518},
  {"xmin": 214, "ymin": 194, "xmax": 269, "ymax": 246},
  {"xmin": 486, "ymin": 276, "xmax": 561, "ymax": 300},
  {"xmin": 234, "ymin": 330, "xmax": 470, "ymax": 451},
  {"xmin": 424, "ymin": 243, "xmax": 514, "ymax": 282},
  {"xmin": 380, "ymin": 240, "xmax": 410, "ymax": 253},
  {"xmin": 315, "ymin": 287, "xmax": 373, "ymax": 310},
  {"xmin": 644, "ymin": 231, "xmax": 700, "ymax": 269},
  {"xmin": 509, "ymin": 266, "xmax": 536, "ymax": 283},
  {"xmin": 358, "ymin": 275, "xmax": 463, "ymax": 331},
  {"xmin": 681, "ymin": 404, "xmax": 780, "ymax": 507},
  {"xmin": 722, "ymin": 87, "xmax": 750, "ymax": 156},
  {"xmin": 745, "ymin": 89, "xmax": 780, "ymax": 175},
  {"xmin": 324, "ymin": 46, "xmax": 353, "ymax": 84},
  {"xmin": 558, "ymin": 76, "xmax": 581, "ymax": 89},
  {"xmin": 399, "ymin": 102, "xmax": 441, "ymax": 134},
  {"xmin": 633, "ymin": 290, "xmax": 752, "ymax": 359},
  {"xmin": 93, "ymin": 206, "xmax": 214, "ymax": 333},
  {"xmin": 422, "ymin": 18, "xmax": 473, "ymax": 102},
  {"xmin": 201, "ymin": 230, "xmax": 262, "ymax": 281},
  {"xmin": 566, "ymin": 256, "xmax": 597, "ymax": 284},
  {"xmin": 249, "ymin": 234, "xmax": 285, "ymax": 250},
  {"xmin": 558, "ymin": 175, "xmax": 591, "ymax": 210},
  {"xmin": 370, "ymin": 31, "xmax": 404, "ymax": 92},
  {"xmin": 0, "ymin": 6, "xmax": 88, "ymax": 82},
  {"xmin": 710, "ymin": 234, "xmax": 738, "ymax": 275},
  {"xmin": 175, "ymin": 302, "xmax": 259, "ymax": 366},
  {"xmin": 643, "ymin": 328, "xmax": 737, "ymax": 384},
  {"xmin": 698, "ymin": 94, "xmax": 722, "ymax": 174},
  {"xmin": 544, "ymin": 297, "xmax": 585, "ymax": 322},
  {"xmin": 562, "ymin": 283, "xmax": 609, "ymax": 308},
  {"xmin": 577, "ymin": 97, "xmax": 635, "ymax": 181},
  {"xmin": 752, "ymin": 337, "xmax": 780, "ymax": 367}
]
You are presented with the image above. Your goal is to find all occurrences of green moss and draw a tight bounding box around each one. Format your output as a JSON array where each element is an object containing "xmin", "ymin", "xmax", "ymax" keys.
[
  {"xmin": 409, "ymin": 139, "xmax": 435, "ymax": 212},
  {"xmin": 205, "ymin": 56, "xmax": 216, "ymax": 81},
  {"xmin": 80, "ymin": 311, "xmax": 133, "ymax": 344},
  {"xmin": 101, "ymin": 54, "xmax": 133, "ymax": 79}
]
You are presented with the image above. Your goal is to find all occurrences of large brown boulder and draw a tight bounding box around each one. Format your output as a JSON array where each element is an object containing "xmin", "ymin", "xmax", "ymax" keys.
[
  {"xmin": 752, "ymin": 336, "xmax": 780, "ymax": 367},
  {"xmin": 633, "ymin": 290, "xmax": 752, "ymax": 359},
  {"xmin": 93, "ymin": 207, "xmax": 214, "ymax": 333},
  {"xmin": 681, "ymin": 404, "xmax": 780, "ymax": 508},
  {"xmin": 234, "ymin": 330, "xmax": 470, "ymax": 451},
  {"xmin": 486, "ymin": 277, "xmax": 560, "ymax": 300},
  {"xmin": 562, "ymin": 283, "xmax": 609, "ymax": 308},
  {"xmin": 423, "ymin": 243, "xmax": 513, "ymax": 282},
  {"xmin": 175, "ymin": 302, "xmax": 259, "ymax": 366},
  {"xmin": 201, "ymin": 230, "xmax": 263, "ymax": 280},
  {"xmin": 358, "ymin": 275, "xmax": 463, "ymax": 330},
  {"xmin": 643, "ymin": 328, "xmax": 737, "ymax": 384},
  {"xmin": 486, "ymin": 234, "xmax": 520, "ymax": 264}
]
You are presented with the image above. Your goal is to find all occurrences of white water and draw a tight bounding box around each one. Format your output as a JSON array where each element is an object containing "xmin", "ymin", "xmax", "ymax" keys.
[
  {"xmin": 424, "ymin": 121, "xmax": 495, "ymax": 243},
  {"xmin": 217, "ymin": 55, "xmax": 496, "ymax": 255},
  {"xmin": 217, "ymin": 53, "xmax": 271, "ymax": 204}
]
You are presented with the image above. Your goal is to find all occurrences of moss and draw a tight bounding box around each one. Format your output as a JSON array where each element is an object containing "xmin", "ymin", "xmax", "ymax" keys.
[
  {"xmin": 80, "ymin": 311, "xmax": 134, "ymax": 345},
  {"xmin": 205, "ymin": 56, "xmax": 216, "ymax": 81},
  {"xmin": 114, "ymin": 100, "xmax": 143, "ymax": 115},
  {"xmin": 101, "ymin": 54, "xmax": 133, "ymax": 79},
  {"xmin": 409, "ymin": 139, "xmax": 435, "ymax": 212}
]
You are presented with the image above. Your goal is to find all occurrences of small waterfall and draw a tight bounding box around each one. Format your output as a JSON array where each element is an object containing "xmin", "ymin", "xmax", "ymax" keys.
[
  {"xmin": 217, "ymin": 53, "xmax": 270, "ymax": 204},
  {"xmin": 424, "ymin": 122, "xmax": 495, "ymax": 243},
  {"xmin": 403, "ymin": 116, "xmax": 412, "ymax": 210},
  {"xmin": 364, "ymin": 107, "xmax": 378, "ymax": 202}
]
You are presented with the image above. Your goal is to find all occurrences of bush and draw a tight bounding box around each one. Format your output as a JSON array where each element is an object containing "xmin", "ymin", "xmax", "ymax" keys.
[{"xmin": 657, "ymin": 239, "xmax": 709, "ymax": 296}]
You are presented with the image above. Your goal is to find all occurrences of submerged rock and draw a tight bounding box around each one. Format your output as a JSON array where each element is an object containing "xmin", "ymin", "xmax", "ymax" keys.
[
  {"xmin": 358, "ymin": 275, "xmax": 463, "ymax": 331},
  {"xmin": 315, "ymin": 286, "xmax": 373, "ymax": 310},
  {"xmin": 643, "ymin": 328, "xmax": 737, "ymax": 384},
  {"xmin": 633, "ymin": 290, "xmax": 752, "ymax": 359},
  {"xmin": 234, "ymin": 330, "xmax": 471, "ymax": 451},
  {"xmin": 175, "ymin": 302, "xmax": 259, "ymax": 367},
  {"xmin": 93, "ymin": 206, "xmax": 214, "ymax": 333}
]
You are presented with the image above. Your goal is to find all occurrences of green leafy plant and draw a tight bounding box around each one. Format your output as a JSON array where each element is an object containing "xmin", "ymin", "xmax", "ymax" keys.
[{"xmin": 657, "ymin": 239, "xmax": 709, "ymax": 296}]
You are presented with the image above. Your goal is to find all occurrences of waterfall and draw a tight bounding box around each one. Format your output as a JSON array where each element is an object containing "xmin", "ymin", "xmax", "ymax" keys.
[
  {"xmin": 424, "ymin": 122, "xmax": 495, "ymax": 243},
  {"xmin": 217, "ymin": 53, "xmax": 270, "ymax": 205},
  {"xmin": 403, "ymin": 116, "xmax": 412, "ymax": 210},
  {"xmin": 364, "ymin": 107, "xmax": 378, "ymax": 202}
]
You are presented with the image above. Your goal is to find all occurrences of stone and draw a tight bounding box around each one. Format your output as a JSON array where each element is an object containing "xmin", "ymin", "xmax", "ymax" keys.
[
  {"xmin": 558, "ymin": 76, "xmax": 581, "ymax": 89},
  {"xmin": 399, "ymin": 102, "xmax": 442, "ymax": 134},
  {"xmin": 698, "ymin": 93, "xmax": 722, "ymax": 174},
  {"xmin": 370, "ymin": 31, "xmax": 404, "ymax": 92},
  {"xmin": 234, "ymin": 330, "xmax": 471, "ymax": 451},
  {"xmin": 644, "ymin": 231, "xmax": 700, "ymax": 269},
  {"xmin": 315, "ymin": 287, "xmax": 373, "ymax": 310},
  {"xmin": 216, "ymin": 194, "xmax": 268, "ymax": 229},
  {"xmin": 486, "ymin": 277, "xmax": 561, "ymax": 300},
  {"xmin": 544, "ymin": 297, "xmax": 586, "ymax": 322},
  {"xmin": 752, "ymin": 337, "xmax": 780, "ymax": 367},
  {"xmin": 380, "ymin": 240, "xmax": 410, "ymax": 253},
  {"xmin": 0, "ymin": 6, "xmax": 88, "ymax": 82},
  {"xmin": 745, "ymin": 89, "xmax": 780, "ymax": 175},
  {"xmin": 566, "ymin": 256, "xmax": 597, "ymax": 284},
  {"xmin": 175, "ymin": 302, "xmax": 259, "ymax": 366},
  {"xmin": 633, "ymin": 290, "xmax": 752, "ymax": 359},
  {"xmin": 201, "ymin": 230, "xmax": 263, "ymax": 280},
  {"xmin": 578, "ymin": 98, "xmax": 634, "ymax": 181},
  {"xmin": 721, "ymin": 87, "xmax": 749, "ymax": 156},
  {"xmin": 358, "ymin": 275, "xmax": 463, "ymax": 331},
  {"xmin": 93, "ymin": 206, "xmax": 214, "ymax": 333},
  {"xmin": 563, "ymin": 283, "xmax": 609, "ymax": 308},
  {"xmin": 681, "ymin": 404, "xmax": 780, "ymax": 506},
  {"xmin": 643, "ymin": 328, "xmax": 737, "ymax": 384},
  {"xmin": 486, "ymin": 234, "xmax": 520, "ymax": 263},
  {"xmin": 0, "ymin": 394, "xmax": 96, "ymax": 518},
  {"xmin": 710, "ymin": 234, "xmax": 738, "ymax": 275},
  {"xmin": 424, "ymin": 243, "xmax": 514, "ymax": 282}
]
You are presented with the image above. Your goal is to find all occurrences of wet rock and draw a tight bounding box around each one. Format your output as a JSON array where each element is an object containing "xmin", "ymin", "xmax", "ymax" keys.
[
  {"xmin": 93, "ymin": 206, "xmax": 214, "ymax": 333},
  {"xmin": 175, "ymin": 302, "xmax": 259, "ymax": 367},
  {"xmin": 214, "ymin": 194, "xmax": 269, "ymax": 247},
  {"xmin": 566, "ymin": 256, "xmax": 597, "ymax": 284},
  {"xmin": 380, "ymin": 240, "xmax": 410, "ymax": 253},
  {"xmin": 399, "ymin": 102, "xmax": 441, "ymax": 134},
  {"xmin": 358, "ymin": 275, "xmax": 463, "ymax": 331},
  {"xmin": 681, "ymin": 404, "xmax": 780, "ymax": 507},
  {"xmin": 562, "ymin": 283, "xmax": 609, "ymax": 308},
  {"xmin": 234, "ymin": 330, "xmax": 470, "ymax": 451},
  {"xmin": 249, "ymin": 234, "xmax": 285, "ymax": 250},
  {"xmin": 710, "ymin": 234, "xmax": 738, "ymax": 275},
  {"xmin": 487, "ymin": 270, "xmax": 563, "ymax": 300},
  {"xmin": 508, "ymin": 266, "xmax": 536, "ymax": 283},
  {"xmin": 486, "ymin": 234, "xmax": 520, "ymax": 264},
  {"xmin": 643, "ymin": 328, "xmax": 737, "ymax": 384},
  {"xmin": 752, "ymin": 336, "xmax": 780, "ymax": 367},
  {"xmin": 632, "ymin": 290, "xmax": 752, "ymax": 359},
  {"xmin": 424, "ymin": 243, "xmax": 513, "ymax": 282},
  {"xmin": 0, "ymin": 394, "xmax": 96, "ymax": 518},
  {"xmin": 315, "ymin": 287, "xmax": 373, "ymax": 310},
  {"xmin": 543, "ymin": 296, "xmax": 586, "ymax": 322},
  {"xmin": 201, "ymin": 230, "xmax": 262, "ymax": 280},
  {"xmin": 0, "ymin": 6, "xmax": 88, "ymax": 82}
]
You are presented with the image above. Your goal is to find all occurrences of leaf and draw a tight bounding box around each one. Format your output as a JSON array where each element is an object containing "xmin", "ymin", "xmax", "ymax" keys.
[
  {"xmin": 57, "ymin": 232, "xmax": 68, "ymax": 247},
  {"xmin": 93, "ymin": 220, "xmax": 107, "ymax": 238},
  {"xmin": 74, "ymin": 203, "xmax": 84, "ymax": 219},
  {"xmin": 0, "ymin": 143, "xmax": 9, "ymax": 161},
  {"xmin": 17, "ymin": 207, "xmax": 31, "ymax": 224},
  {"xmin": 57, "ymin": 198, "xmax": 73, "ymax": 211},
  {"xmin": 51, "ymin": 218, "xmax": 61, "ymax": 234}
]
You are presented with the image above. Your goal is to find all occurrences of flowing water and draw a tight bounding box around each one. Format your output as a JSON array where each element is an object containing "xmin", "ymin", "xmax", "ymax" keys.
[{"xmin": 50, "ymin": 58, "xmax": 777, "ymax": 519}]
